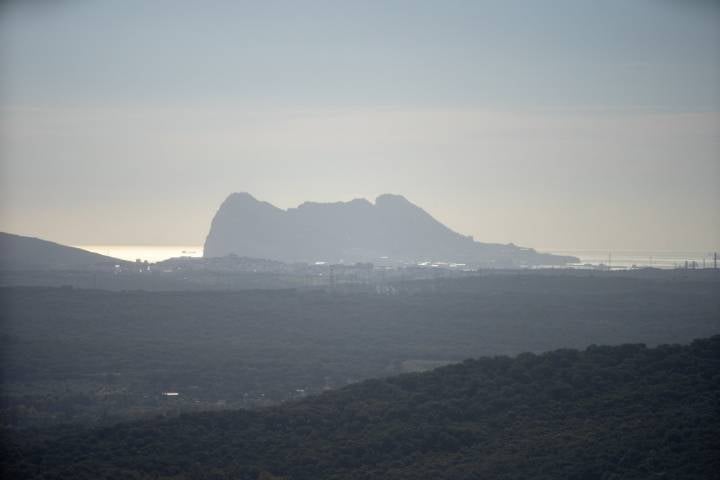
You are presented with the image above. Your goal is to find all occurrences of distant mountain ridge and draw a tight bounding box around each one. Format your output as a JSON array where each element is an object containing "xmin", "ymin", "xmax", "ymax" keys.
[
  {"xmin": 204, "ymin": 193, "xmax": 578, "ymax": 266},
  {"xmin": 0, "ymin": 232, "xmax": 124, "ymax": 270}
]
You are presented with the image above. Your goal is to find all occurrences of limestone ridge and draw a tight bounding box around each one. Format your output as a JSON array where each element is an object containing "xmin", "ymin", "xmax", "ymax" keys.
[{"xmin": 203, "ymin": 193, "xmax": 579, "ymax": 266}]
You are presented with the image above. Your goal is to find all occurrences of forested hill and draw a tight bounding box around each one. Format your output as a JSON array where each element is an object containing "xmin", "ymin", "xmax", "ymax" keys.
[{"xmin": 4, "ymin": 337, "xmax": 719, "ymax": 480}]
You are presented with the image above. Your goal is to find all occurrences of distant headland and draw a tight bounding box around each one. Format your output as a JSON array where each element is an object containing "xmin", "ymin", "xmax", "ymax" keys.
[{"xmin": 204, "ymin": 193, "xmax": 579, "ymax": 267}]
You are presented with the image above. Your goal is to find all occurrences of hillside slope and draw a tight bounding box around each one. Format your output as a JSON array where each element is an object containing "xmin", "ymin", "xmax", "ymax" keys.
[
  {"xmin": 4, "ymin": 336, "xmax": 719, "ymax": 479},
  {"xmin": 0, "ymin": 232, "xmax": 123, "ymax": 270}
]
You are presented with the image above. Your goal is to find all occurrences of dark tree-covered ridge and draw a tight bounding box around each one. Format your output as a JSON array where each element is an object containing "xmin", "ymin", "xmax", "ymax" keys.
[{"xmin": 4, "ymin": 336, "xmax": 719, "ymax": 480}]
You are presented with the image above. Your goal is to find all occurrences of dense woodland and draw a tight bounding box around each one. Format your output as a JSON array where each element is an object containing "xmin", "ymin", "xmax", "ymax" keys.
[
  {"xmin": 3, "ymin": 336, "xmax": 719, "ymax": 479},
  {"xmin": 1, "ymin": 273, "xmax": 719, "ymax": 427}
]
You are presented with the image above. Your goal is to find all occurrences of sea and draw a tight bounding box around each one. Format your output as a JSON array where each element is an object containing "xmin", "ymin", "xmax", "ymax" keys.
[
  {"xmin": 77, "ymin": 245, "xmax": 203, "ymax": 263},
  {"xmin": 76, "ymin": 245, "xmax": 718, "ymax": 270},
  {"xmin": 543, "ymin": 250, "xmax": 717, "ymax": 270}
]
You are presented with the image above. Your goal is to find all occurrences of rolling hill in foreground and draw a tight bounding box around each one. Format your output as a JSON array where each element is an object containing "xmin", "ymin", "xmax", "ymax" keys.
[
  {"xmin": 0, "ymin": 232, "xmax": 124, "ymax": 270},
  {"xmin": 4, "ymin": 336, "xmax": 718, "ymax": 480},
  {"xmin": 204, "ymin": 193, "xmax": 579, "ymax": 267}
]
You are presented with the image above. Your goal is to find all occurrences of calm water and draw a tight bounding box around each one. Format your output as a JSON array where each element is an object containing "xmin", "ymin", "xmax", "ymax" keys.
[
  {"xmin": 77, "ymin": 245, "xmax": 204, "ymax": 263},
  {"xmin": 77, "ymin": 245, "xmax": 717, "ymax": 269},
  {"xmin": 544, "ymin": 250, "xmax": 717, "ymax": 269}
]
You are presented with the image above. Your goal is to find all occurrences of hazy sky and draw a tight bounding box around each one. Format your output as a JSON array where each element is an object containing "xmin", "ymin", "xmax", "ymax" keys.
[{"xmin": 1, "ymin": 0, "xmax": 718, "ymax": 251}]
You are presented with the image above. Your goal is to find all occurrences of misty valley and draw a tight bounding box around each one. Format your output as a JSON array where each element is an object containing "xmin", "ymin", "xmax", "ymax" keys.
[{"xmin": 2, "ymin": 272, "xmax": 718, "ymax": 429}]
